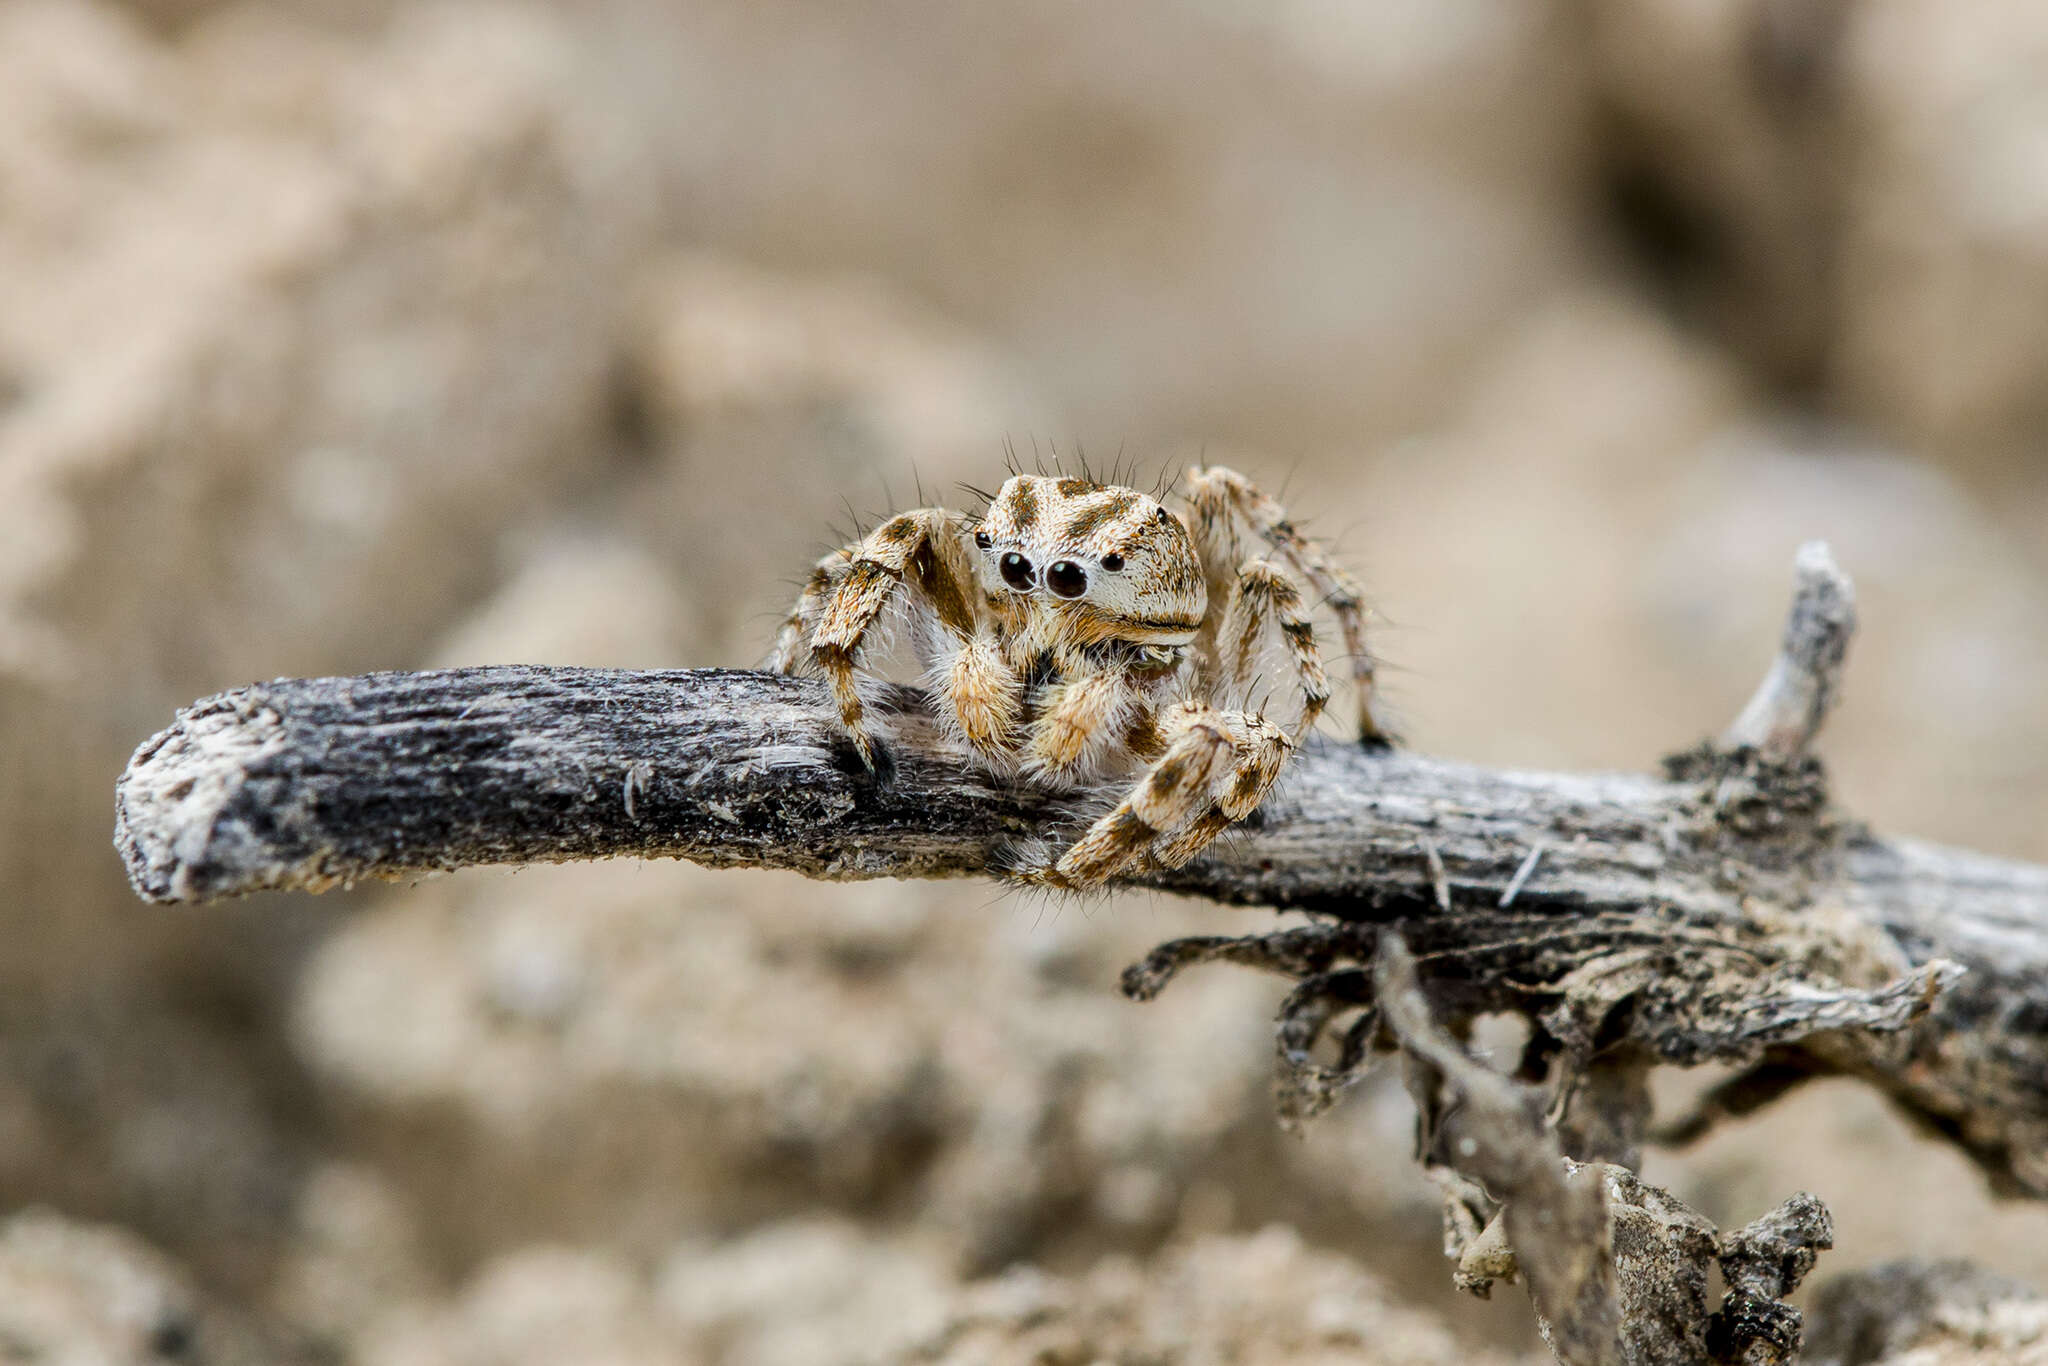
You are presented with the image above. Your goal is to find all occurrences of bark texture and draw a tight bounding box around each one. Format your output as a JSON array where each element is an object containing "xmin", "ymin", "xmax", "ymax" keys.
[
  {"xmin": 112, "ymin": 544, "xmax": 2048, "ymax": 1362},
  {"xmin": 112, "ymin": 665, "xmax": 2048, "ymax": 1181}
]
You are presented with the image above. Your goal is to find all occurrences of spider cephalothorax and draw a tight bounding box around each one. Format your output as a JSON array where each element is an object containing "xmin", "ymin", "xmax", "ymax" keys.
[{"xmin": 769, "ymin": 465, "xmax": 1384, "ymax": 888}]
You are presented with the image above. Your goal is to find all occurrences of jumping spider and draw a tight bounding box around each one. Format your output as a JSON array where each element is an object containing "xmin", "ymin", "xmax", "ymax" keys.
[{"xmin": 768, "ymin": 465, "xmax": 1384, "ymax": 888}]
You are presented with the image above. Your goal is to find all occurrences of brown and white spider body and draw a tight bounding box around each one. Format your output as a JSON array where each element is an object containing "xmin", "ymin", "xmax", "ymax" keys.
[{"xmin": 768, "ymin": 465, "xmax": 1384, "ymax": 888}]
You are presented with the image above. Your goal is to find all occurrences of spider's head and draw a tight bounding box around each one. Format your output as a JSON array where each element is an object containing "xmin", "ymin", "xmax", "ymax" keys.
[{"xmin": 973, "ymin": 475, "xmax": 1205, "ymax": 646}]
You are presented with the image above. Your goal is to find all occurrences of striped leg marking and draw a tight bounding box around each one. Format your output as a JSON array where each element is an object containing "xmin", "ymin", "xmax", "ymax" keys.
[
  {"xmin": 1055, "ymin": 701, "xmax": 1235, "ymax": 887},
  {"xmin": 1186, "ymin": 465, "xmax": 1385, "ymax": 745},
  {"xmin": 1052, "ymin": 703, "xmax": 1293, "ymax": 887},
  {"xmin": 767, "ymin": 546, "xmax": 855, "ymax": 673},
  {"xmin": 808, "ymin": 508, "xmax": 979, "ymax": 769},
  {"xmin": 1216, "ymin": 559, "xmax": 1329, "ymax": 742}
]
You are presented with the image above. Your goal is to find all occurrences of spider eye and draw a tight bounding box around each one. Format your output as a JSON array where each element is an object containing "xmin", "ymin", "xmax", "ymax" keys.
[
  {"xmin": 1000, "ymin": 552, "xmax": 1036, "ymax": 590},
  {"xmin": 974, "ymin": 530, "xmax": 992, "ymax": 549},
  {"xmin": 1046, "ymin": 560, "xmax": 1088, "ymax": 598},
  {"xmin": 1155, "ymin": 507, "xmax": 1176, "ymax": 527},
  {"xmin": 1099, "ymin": 553, "xmax": 1125, "ymax": 572}
]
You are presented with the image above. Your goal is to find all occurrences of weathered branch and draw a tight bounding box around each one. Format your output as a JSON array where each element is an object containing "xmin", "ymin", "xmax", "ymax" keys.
[
  {"xmin": 1722, "ymin": 540, "xmax": 1856, "ymax": 759},
  {"xmin": 113, "ymin": 550, "xmax": 2048, "ymax": 1212},
  {"xmin": 1377, "ymin": 934, "xmax": 1620, "ymax": 1365},
  {"xmin": 112, "ymin": 541, "xmax": 2048, "ymax": 1359},
  {"xmin": 1376, "ymin": 932, "xmax": 1836, "ymax": 1365}
]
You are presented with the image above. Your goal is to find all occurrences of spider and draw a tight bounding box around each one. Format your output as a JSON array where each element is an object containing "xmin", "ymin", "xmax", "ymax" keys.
[{"xmin": 767, "ymin": 464, "xmax": 1384, "ymax": 888}]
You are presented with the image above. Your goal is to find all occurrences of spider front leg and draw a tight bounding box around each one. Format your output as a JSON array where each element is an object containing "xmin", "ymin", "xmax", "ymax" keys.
[
  {"xmin": 765, "ymin": 545, "xmax": 854, "ymax": 674},
  {"xmin": 1149, "ymin": 710, "xmax": 1290, "ymax": 871},
  {"xmin": 1051, "ymin": 701, "xmax": 1292, "ymax": 888},
  {"xmin": 935, "ymin": 634, "xmax": 1024, "ymax": 766},
  {"xmin": 1185, "ymin": 465, "xmax": 1387, "ymax": 745},
  {"xmin": 794, "ymin": 508, "xmax": 979, "ymax": 769},
  {"xmin": 1215, "ymin": 559, "xmax": 1329, "ymax": 742}
]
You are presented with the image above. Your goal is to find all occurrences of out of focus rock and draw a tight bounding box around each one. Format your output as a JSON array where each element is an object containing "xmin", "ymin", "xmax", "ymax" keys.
[
  {"xmin": 427, "ymin": 537, "xmax": 702, "ymax": 671},
  {"xmin": 1584, "ymin": 0, "xmax": 2048, "ymax": 466},
  {"xmin": 0, "ymin": 0, "xmax": 657, "ymax": 1280},
  {"xmin": 343, "ymin": 1217, "xmax": 956, "ymax": 1366},
  {"xmin": 1834, "ymin": 1, "xmax": 2048, "ymax": 463},
  {"xmin": 293, "ymin": 862, "xmax": 954, "ymax": 1250},
  {"xmin": 112, "ymin": 0, "xmax": 398, "ymax": 32},
  {"xmin": 608, "ymin": 0, "xmax": 1589, "ymax": 451},
  {"xmin": 657, "ymin": 1217, "xmax": 953, "ymax": 1366},
  {"xmin": 357, "ymin": 1245, "xmax": 674, "ymax": 1366},
  {"xmin": 903, "ymin": 1226, "xmax": 1523, "ymax": 1365},
  {"xmin": 343, "ymin": 1225, "xmax": 1515, "ymax": 1366},
  {"xmin": 1807, "ymin": 1259, "xmax": 2048, "ymax": 1366},
  {"xmin": 348, "ymin": 1220, "xmax": 953, "ymax": 1366},
  {"xmin": 621, "ymin": 253, "xmax": 1047, "ymax": 653},
  {"xmin": 293, "ymin": 859, "xmax": 1285, "ymax": 1273},
  {"xmin": 0, "ymin": 999, "xmax": 305, "ymax": 1294},
  {"xmin": 0, "ymin": 1208, "xmax": 257, "ymax": 1365},
  {"xmin": 0, "ymin": 0, "xmax": 656, "ymax": 941},
  {"xmin": 1353, "ymin": 288, "xmax": 1746, "ymax": 769},
  {"xmin": 631, "ymin": 253, "xmax": 1037, "ymax": 472},
  {"xmin": 1582, "ymin": 0, "xmax": 1847, "ymax": 385},
  {"xmin": 0, "ymin": 0, "xmax": 653, "ymax": 698},
  {"xmin": 269, "ymin": 1163, "xmax": 436, "ymax": 1358}
]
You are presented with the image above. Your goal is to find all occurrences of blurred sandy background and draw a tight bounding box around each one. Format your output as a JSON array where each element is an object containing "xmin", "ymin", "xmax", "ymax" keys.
[{"xmin": 2, "ymin": 0, "xmax": 2047, "ymax": 1360}]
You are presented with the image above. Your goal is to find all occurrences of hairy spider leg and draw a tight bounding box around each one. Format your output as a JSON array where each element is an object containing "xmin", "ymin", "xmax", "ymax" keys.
[
  {"xmin": 1214, "ymin": 558, "xmax": 1330, "ymax": 742},
  {"xmin": 1149, "ymin": 710, "xmax": 1292, "ymax": 871},
  {"xmin": 1183, "ymin": 466, "xmax": 1386, "ymax": 745},
  {"xmin": 805, "ymin": 508, "xmax": 980, "ymax": 769},
  {"xmin": 1053, "ymin": 703, "xmax": 1294, "ymax": 885},
  {"xmin": 1083, "ymin": 562, "xmax": 1328, "ymax": 879},
  {"xmin": 1053, "ymin": 700, "xmax": 1240, "ymax": 887},
  {"xmin": 766, "ymin": 545, "xmax": 856, "ymax": 673},
  {"xmin": 1022, "ymin": 661, "xmax": 1184, "ymax": 789},
  {"xmin": 934, "ymin": 632, "xmax": 1025, "ymax": 765}
]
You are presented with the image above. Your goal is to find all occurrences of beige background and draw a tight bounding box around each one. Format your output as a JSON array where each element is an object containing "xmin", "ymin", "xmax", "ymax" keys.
[{"xmin": 1, "ymin": 0, "xmax": 2045, "ymax": 1360}]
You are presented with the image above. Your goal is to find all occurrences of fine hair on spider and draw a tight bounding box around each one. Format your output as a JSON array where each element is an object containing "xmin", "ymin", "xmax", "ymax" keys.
[{"xmin": 767, "ymin": 459, "xmax": 1386, "ymax": 889}]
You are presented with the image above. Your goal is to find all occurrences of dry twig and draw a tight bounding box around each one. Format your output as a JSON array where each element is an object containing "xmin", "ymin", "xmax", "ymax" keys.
[{"xmin": 113, "ymin": 541, "xmax": 2048, "ymax": 1357}]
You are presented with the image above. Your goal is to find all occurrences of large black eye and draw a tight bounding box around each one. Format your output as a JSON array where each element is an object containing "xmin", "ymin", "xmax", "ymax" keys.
[
  {"xmin": 1046, "ymin": 560, "xmax": 1088, "ymax": 598},
  {"xmin": 1099, "ymin": 553, "xmax": 1124, "ymax": 572},
  {"xmin": 974, "ymin": 529, "xmax": 992, "ymax": 549},
  {"xmin": 1000, "ymin": 552, "xmax": 1035, "ymax": 590}
]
